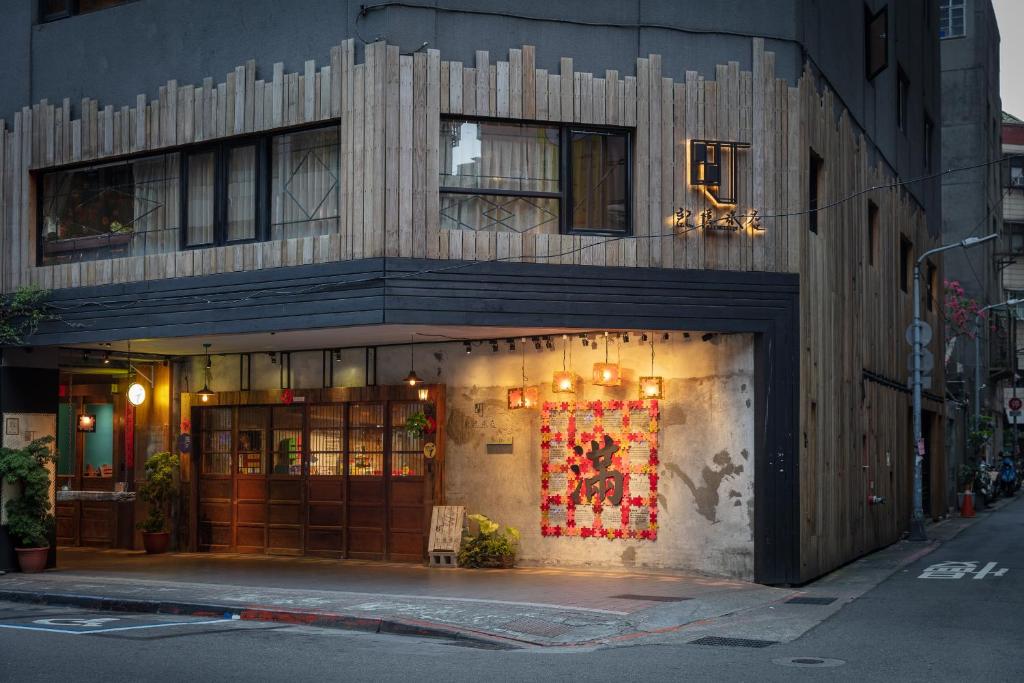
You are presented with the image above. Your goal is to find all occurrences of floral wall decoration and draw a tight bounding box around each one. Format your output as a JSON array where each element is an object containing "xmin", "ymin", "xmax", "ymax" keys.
[{"xmin": 540, "ymin": 399, "xmax": 659, "ymax": 540}]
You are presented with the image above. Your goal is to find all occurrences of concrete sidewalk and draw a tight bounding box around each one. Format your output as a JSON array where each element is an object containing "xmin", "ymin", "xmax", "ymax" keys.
[{"xmin": 0, "ymin": 500, "xmax": 1010, "ymax": 648}]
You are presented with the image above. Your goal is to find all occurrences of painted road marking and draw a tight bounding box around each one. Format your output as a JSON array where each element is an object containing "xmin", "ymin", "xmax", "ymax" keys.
[
  {"xmin": 917, "ymin": 561, "xmax": 1010, "ymax": 580},
  {"xmin": 0, "ymin": 615, "xmax": 238, "ymax": 635}
]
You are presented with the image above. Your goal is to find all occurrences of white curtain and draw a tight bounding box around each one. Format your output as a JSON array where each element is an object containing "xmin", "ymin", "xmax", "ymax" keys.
[{"xmin": 271, "ymin": 128, "xmax": 340, "ymax": 241}]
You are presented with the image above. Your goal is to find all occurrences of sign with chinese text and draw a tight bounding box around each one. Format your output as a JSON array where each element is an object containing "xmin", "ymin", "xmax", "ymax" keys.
[{"xmin": 540, "ymin": 400, "xmax": 659, "ymax": 541}]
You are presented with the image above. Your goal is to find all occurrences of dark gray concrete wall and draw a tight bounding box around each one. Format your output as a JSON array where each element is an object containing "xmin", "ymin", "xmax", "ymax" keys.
[{"xmin": 1, "ymin": 0, "xmax": 939, "ymax": 226}]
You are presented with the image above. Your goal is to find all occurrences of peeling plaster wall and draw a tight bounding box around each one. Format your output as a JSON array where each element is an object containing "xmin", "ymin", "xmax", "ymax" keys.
[{"xmin": 178, "ymin": 333, "xmax": 755, "ymax": 579}]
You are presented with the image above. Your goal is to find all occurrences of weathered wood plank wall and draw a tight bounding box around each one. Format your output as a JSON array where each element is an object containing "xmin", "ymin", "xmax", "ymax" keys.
[{"xmin": 0, "ymin": 37, "xmax": 943, "ymax": 582}]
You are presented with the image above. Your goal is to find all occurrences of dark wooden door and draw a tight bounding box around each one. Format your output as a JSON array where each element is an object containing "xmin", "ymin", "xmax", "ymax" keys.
[
  {"xmin": 197, "ymin": 407, "xmax": 233, "ymax": 551},
  {"xmin": 306, "ymin": 404, "xmax": 346, "ymax": 557},
  {"xmin": 234, "ymin": 407, "xmax": 268, "ymax": 553},
  {"xmin": 267, "ymin": 406, "xmax": 305, "ymax": 555},
  {"xmin": 347, "ymin": 402, "xmax": 386, "ymax": 559},
  {"xmin": 387, "ymin": 401, "xmax": 429, "ymax": 562}
]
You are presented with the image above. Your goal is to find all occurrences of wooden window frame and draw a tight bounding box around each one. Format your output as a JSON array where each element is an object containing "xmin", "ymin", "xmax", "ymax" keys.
[{"xmin": 439, "ymin": 116, "xmax": 633, "ymax": 237}]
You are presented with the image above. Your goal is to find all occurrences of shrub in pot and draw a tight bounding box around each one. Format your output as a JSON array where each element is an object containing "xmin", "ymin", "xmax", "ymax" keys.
[
  {"xmin": 0, "ymin": 437, "xmax": 56, "ymax": 573},
  {"xmin": 136, "ymin": 451, "xmax": 180, "ymax": 554},
  {"xmin": 457, "ymin": 513, "xmax": 520, "ymax": 568}
]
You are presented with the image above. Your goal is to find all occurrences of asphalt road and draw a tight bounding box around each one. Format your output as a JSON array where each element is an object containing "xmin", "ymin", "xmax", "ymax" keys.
[{"xmin": 2, "ymin": 499, "xmax": 1023, "ymax": 682}]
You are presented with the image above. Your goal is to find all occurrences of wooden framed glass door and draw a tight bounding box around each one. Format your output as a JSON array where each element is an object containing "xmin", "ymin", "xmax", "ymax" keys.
[
  {"xmin": 306, "ymin": 404, "xmax": 346, "ymax": 557},
  {"xmin": 234, "ymin": 407, "xmax": 267, "ymax": 553},
  {"xmin": 347, "ymin": 402, "xmax": 386, "ymax": 560},
  {"xmin": 267, "ymin": 406, "xmax": 305, "ymax": 555},
  {"xmin": 388, "ymin": 401, "xmax": 429, "ymax": 562},
  {"xmin": 197, "ymin": 407, "xmax": 233, "ymax": 551}
]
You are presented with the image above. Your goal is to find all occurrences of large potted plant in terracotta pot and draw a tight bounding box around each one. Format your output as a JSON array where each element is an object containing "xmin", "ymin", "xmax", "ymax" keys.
[
  {"xmin": 0, "ymin": 436, "xmax": 56, "ymax": 573},
  {"xmin": 136, "ymin": 451, "xmax": 179, "ymax": 554}
]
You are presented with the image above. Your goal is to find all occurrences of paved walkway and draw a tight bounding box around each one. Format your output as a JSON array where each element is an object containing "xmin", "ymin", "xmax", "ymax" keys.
[{"xmin": 0, "ymin": 502, "xmax": 1007, "ymax": 648}]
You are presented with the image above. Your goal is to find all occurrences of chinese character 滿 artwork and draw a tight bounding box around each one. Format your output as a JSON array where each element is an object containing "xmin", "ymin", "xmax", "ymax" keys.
[{"xmin": 540, "ymin": 400, "xmax": 659, "ymax": 540}]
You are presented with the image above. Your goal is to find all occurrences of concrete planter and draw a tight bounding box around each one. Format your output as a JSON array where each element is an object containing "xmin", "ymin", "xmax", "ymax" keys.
[{"xmin": 15, "ymin": 546, "xmax": 49, "ymax": 573}]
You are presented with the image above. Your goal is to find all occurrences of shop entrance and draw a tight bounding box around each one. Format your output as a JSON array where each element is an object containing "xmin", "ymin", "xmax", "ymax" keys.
[{"xmin": 194, "ymin": 397, "xmax": 434, "ymax": 562}]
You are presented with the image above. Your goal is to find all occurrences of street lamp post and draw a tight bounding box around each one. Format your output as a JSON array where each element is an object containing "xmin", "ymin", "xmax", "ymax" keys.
[{"xmin": 911, "ymin": 233, "xmax": 997, "ymax": 541}]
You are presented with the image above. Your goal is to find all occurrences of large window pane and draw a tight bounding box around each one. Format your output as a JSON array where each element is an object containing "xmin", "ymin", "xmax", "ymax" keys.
[
  {"xmin": 440, "ymin": 121, "xmax": 559, "ymax": 193},
  {"xmin": 186, "ymin": 151, "xmax": 215, "ymax": 246},
  {"xmin": 440, "ymin": 194, "xmax": 559, "ymax": 233},
  {"xmin": 271, "ymin": 127, "xmax": 340, "ymax": 240},
  {"xmin": 40, "ymin": 153, "xmax": 179, "ymax": 265},
  {"xmin": 569, "ymin": 130, "xmax": 628, "ymax": 233},
  {"xmin": 227, "ymin": 145, "xmax": 257, "ymax": 241}
]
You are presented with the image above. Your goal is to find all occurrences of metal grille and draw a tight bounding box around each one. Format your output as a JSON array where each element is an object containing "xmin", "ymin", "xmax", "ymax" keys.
[
  {"xmin": 785, "ymin": 596, "xmax": 837, "ymax": 605},
  {"xmin": 610, "ymin": 594, "xmax": 692, "ymax": 603},
  {"xmin": 689, "ymin": 636, "xmax": 778, "ymax": 648},
  {"xmin": 501, "ymin": 617, "xmax": 571, "ymax": 638}
]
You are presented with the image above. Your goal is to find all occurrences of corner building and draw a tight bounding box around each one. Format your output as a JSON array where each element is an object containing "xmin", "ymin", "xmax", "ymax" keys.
[{"xmin": 0, "ymin": 0, "xmax": 942, "ymax": 584}]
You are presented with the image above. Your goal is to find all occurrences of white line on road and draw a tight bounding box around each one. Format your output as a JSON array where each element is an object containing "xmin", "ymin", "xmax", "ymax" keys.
[{"xmin": 0, "ymin": 618, "xmax": 235, "ymax": 635}]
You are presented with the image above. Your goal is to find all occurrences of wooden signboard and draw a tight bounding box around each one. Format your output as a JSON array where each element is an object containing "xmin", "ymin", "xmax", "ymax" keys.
[{"xmin": 428, "ymin": 505, "xmax": 465, "ymax": 552}]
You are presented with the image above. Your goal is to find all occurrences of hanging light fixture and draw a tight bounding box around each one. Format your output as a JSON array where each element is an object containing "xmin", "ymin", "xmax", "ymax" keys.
[
  {"xmin": 552, "ymin": 334, "xmax": 575, "ymax": 393},
  {"xmin": 639, "ymin": 336, "xmax": 664, "ymax": 399},
  {"xmin": 77, "ymin": 413, "xmax": 97, "ymax": 432},
  {"xmin": 592, "ymin": 333, "xmax": 621, "ymax": 386},
  {"xmin": 196, "ymin": 343, "xmax": 215, "ymax": 402},
  {"xmin": 403, "ymin": 336, "xmax": 422, "ymax": 386},
  {"xmin": 125, "ymin": 341, "xmax": 151, "ymax": 406},
  {"xmin": 509, "ymin": 344, "xmax": 539, "ymax": 409}
]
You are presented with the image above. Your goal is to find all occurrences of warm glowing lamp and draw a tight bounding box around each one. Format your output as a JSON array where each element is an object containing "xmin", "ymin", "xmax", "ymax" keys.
[
  {"xmin": 77, "ymin": 413, "xmax": 97, "ymax": 432},
  {"xmin": 508, "ymin": 385, "xmax": 539, "ymax": 410},
  {"xmin": 196, "ymin": 342, "xmax": 215, "ymax": 402},
  {"xmin": 639, "ymin": 337, "xmax": 664, "ymax": 399},
  {"xmin": 552, "ymin": 370, "xmax": 575, "ymax": 393},
  {"xmin": 417, "ymin": 387, "xmax": 430, "ymax": 401},
  {"xmin": 639, "ymin": 376, "xmax": 664, "ymax": 399},
  {"xmin": 126, "ymin": 382, "xmax": 147, "ymax": 406},
  {"xmin": 592, "ymin": 362, "xmax": 621, "ymax": 386},
  {"xmin": 404, "ymin": 336, "xmax": 422, "ymax": 386}
]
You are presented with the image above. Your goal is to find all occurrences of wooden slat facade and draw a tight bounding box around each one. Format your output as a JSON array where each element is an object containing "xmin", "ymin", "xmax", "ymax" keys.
[{"xmin": 0, "ymin": 38, "xmax": 944, "ymax": 582}]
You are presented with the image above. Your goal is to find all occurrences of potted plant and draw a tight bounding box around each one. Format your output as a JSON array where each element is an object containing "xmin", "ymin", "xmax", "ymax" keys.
[
  {"xmin": 457, "ymin": 513, "xmax": 520, "ymax": 568},
  {"xmin": 136, "ymin": 451, "xmax": 180, "ymax": 554},
  {"xmin": 404, "ymin": 411, "xmax": 436, "ymax": 439},
  {"xmin": 0, "ymin": 437, "xmax": 56, "ymax": 573}
]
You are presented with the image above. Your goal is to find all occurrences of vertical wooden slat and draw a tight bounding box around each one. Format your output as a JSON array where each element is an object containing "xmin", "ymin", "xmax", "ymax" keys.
[
  {"xmin": 385, "ymin": 45, "xmax": 401, "ymax": 258},
  {"xmin": 425, "ymin": 49, "xmax": 441, "ymax": 260},
  {"xmin": 522, "ymin": 45, "xmax": 536, "ymax": 119},
  {"xmin": 509, "ymin": 48, "xmax": 522, "ymax": 119},
  {"xmin": 475, "ymin": 50, "xmax": 489, "ymax": 115},
  {"xmin": 399, "ymin": 55, "xmax": 414, "ymax": 258},
  {"xmin": 413, "ymin": 51, "xmax": 427, "ymax": 258}
]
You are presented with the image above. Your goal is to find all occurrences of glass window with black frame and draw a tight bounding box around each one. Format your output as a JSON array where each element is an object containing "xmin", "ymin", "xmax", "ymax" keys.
[
  {"xmin": 271, "ymin": 127, "xmax": 340, "ymax": 240},
  {"xmin": 40, "ymin": 153, "xmax": 181, "ymax": 265},
  {"xmin": 440, "ymin": 119, "xmax": 561, "ymax": 235},
  {"xmin": 939, "ymin": 0, "xmax": 966, "ymax": 38},
  {"xmin": 569, "ymin": 129, "xmax": 629, "ymax": 234}
]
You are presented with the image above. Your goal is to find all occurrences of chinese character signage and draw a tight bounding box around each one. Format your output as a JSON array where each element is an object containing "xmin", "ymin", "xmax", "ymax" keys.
[{"xmin": 540, "ymin": 400, "xmax": 659, "ymax": 541}]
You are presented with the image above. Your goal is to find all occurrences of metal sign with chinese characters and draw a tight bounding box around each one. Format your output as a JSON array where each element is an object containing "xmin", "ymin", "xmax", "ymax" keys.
[
  {"xmin": 690, "ymin": 140, "xmax": 750, "ymax": 205},
  {"xmin": 917, "ymin": 561, "xmax": 1009, "ymax": 580},
  {"xmin": 540, "ymin": 400, "xmax": 659, "ymax": 541}
]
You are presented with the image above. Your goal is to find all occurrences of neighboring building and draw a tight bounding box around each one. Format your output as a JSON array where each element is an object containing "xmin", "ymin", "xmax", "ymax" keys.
[
  {"xmin": 999, "ymin": 115, "xmax": 1024, "ymax": 451},
  {"xmin": 0, "ymin": 1, "xmax": 942, "ymax": 584},
  {"xmin": 939, "ymin": 0, "xmax": 1002, "ymax": 496}
]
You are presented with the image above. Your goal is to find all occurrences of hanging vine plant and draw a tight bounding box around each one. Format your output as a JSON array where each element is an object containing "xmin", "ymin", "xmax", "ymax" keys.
[{"xmin": 0, "ymin": 286, "xmax": 55, "ymax": 346}]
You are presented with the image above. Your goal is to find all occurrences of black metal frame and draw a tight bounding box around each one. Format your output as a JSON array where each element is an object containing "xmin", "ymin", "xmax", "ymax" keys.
[
  {"xmin": 690, "ymin": 139, "xmax": 750, "ymax": 205},
  {"xmin": 179, "ymin": 137, "xmax": 271, "ymax": 250},
  {"xmin": 38, "ymin": 0, "xmax": 137, "ymax": 23},
  {"xmin": 439, "ymin": 115, "xmax": 633, "ymax": 237},
  {"xmin": 864, "ymin": 5, "xmax": 889, "ymax": 81}
]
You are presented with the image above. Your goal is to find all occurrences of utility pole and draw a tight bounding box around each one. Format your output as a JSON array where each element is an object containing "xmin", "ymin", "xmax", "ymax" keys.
[{"xmin": 912, "ymin": 234, "xmax": 996, "ymax": 541}]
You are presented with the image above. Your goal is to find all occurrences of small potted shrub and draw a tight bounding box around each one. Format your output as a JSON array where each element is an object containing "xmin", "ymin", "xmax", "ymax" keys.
[
  {"xmin": 0, "ymin": 437, "xmax": 56, "ymax": 573},
  {"xmin": 136, "ymin": 451, "xmax": 180, "ymax": 554},
  {"xmin": 457, "ymin": 513, "xmax": 520, "ymax": 568}
]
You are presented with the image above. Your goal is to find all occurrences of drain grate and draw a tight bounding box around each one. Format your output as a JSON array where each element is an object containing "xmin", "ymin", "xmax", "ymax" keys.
[
  {"xmin": 690, "ymin": 636, "xmax": 778, "ymax": 648},
  {"xmin": 610, "ymin": 594, "xmax": 692, "ymax": 602},
  {"xmin": 785, "ymin": 596, "xmax": 838, "ymax": 605},
  {"xmin": 501, "ymin": 617, "xmax": 571, "ymax": 638},
  {"xmin": 773, "ymin": 656, "xmax": 846, "ymax": 668}
]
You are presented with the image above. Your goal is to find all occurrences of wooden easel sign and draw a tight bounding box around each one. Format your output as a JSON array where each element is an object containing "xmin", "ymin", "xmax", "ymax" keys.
[{"xmin": 427, "ymin": 505, "xmax": 465, "ymax": 568}]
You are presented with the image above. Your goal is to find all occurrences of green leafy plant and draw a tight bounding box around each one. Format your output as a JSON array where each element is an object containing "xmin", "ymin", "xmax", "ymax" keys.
[
  {"xmin": 404, "ymin": 412, "xmax": 429, "ymax": 438},
  {"xmin": 457, "ymin": 513, "xmax": 520, "ymax": 568},
  {"xmin": 957, "ymin": 463, "xmax": 978, "ymax": 492},
  {"xmin": 0, "ymin": 285, "xmax": 54, "ymax": 346},
  {"xmin": 0, "ymin": 437, "xmax": 56, "ymax": 548},
  {"xmin": 136, "ymin": 451, "xmax": 180, "ymax": 534},
  {"xmin": 968, "ymin": 416, "xmax": 995, "ymax": 454}
]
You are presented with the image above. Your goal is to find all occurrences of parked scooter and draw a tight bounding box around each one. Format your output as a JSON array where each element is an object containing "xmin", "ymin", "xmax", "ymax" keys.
[
  {"xmin": 975, "ymin": 460, "xmax": 995, "ymax": 507},
  {"xmin": 998, "ymin": 454, "xmax": 1017, "ymax": 497}
]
